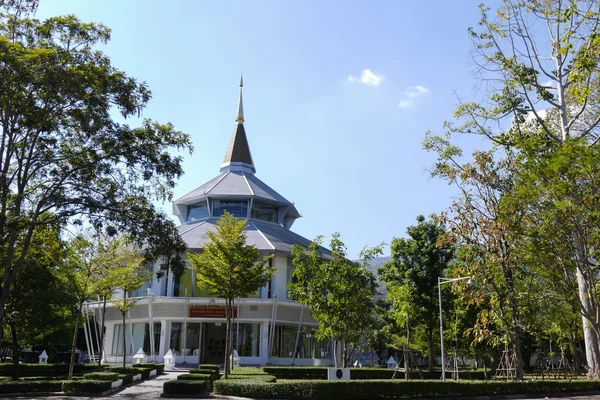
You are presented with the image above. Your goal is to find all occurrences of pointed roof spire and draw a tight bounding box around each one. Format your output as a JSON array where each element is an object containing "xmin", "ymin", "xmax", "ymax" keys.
[
  {"xmin": 221, "ymin": 76, "xmax": 255, "ymax": 174},
  {"xmin": 236, "ymin": 75, "xmax": 244, "ymax": 123}
]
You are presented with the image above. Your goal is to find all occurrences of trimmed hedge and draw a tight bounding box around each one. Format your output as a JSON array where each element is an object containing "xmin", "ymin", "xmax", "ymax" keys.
[
  {"xmin": 133, "ymin": 367, "xmax": 152, "ymax": 379},
  {"xmin": 163, "ymin": 379, "xmax": 210, "ymax": 395},
  {"xmin": 0, "ymin": 363, "xmax": 102, "ymax": 377},
  {"xmin": 214, "ymin": 379, "xmax": 600, "ymax": 400},
  {"xmin": 262, "ymin": 367, "xmax": 485, "ymax": 381},
  {"xmin": 145, "ymin": 362, "xmax": 165, "ymax": 374},
  {"xmin": 230, "ymin": 367, "xmax": 270, "ymax": 375},
  {"xmin": 225, "ymin": 374, "xmax": 277, "ymax": 383},
  {"xmin": 197, "ymin": 364, "xmax": 220, "ymax": 373},
  {"xmin": 119, "ymin": 373, "xmax": 134, "ymax": 385},
  {"xmin": 263, "ymin": 366, "xmax": 326, "ymax": 380},
  {"xmin": 62, "ymin": 379, "xmax": 112, "ymax": 394},
  {"xmin": 0, "ymin": 380, "xmax": 64, "ymax": 394},
  {"xmin": 82, "ymin": 372, "xmax": 120, "ymax": 381},
  {"xmin": 109, "ymin": 366, "xmax": 138, "ymax": 375},
  {"xmin": 178, "ymin": 372, "xmax": 214, "ymax": 381}
]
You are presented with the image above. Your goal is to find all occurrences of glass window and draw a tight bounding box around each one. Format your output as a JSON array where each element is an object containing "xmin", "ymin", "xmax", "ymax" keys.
[
  {"xmin": 270, "ymin": 325, "xmax": 330, "ymax": 359},
  {"xmin": 174, "ymin": 269, "xmax": 194, "ymax": 297},
  {"xmin": 112, "ymin": 323, "xmax": 159, "ymax": 356},
  {"xmin": 170, "ymin": 322, "xmax": 183, "ymax": 355},
  {"xmin": 187, "ymin": 203, "xmax": 209, "ymax": 222},
  {"xmin": 251, "ymin": 202, "xmax": 279, "ymax": 223},
  {"xmin": 184, "ymin": 323, "xmax": 201, "ymax": 356},
  {"xmin": 129, "ymin": 264, "xmax": 153, "ymax": 298},
  {"xmin": 212, "ymin": 200, "xmax": 248, "ymax": 218},
  {"xmin": 233, "ymin": 323, "xmax": 261, "ymax": 357}
]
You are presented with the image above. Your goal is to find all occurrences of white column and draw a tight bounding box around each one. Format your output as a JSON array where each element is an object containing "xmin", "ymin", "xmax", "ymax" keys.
[
  {"xmin": 260, "ymin": 321, "xmax": 270, "ymax": 366},
  {"xmin": 159, "ymin": 320, "xmax": 168, "ymax": 362},
  {"xmin": 273, "ymin": 256, "xmax": 288, "ymax": 300}
]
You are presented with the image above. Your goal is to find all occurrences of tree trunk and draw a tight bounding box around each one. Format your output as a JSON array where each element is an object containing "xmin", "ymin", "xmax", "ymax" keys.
[
  {"xmin": 68, "ymin": 301, "xmax": 83, "ymax": 380},
  {"xmin": 426, "ymin": 332, "xmax": 434, "ymax": 372},
  {"xmin": 122, "ymin": 309, "xmax": 127, "ymax": 368},
  {"xmin": 576, "ymin": 266, "xmax": 600, "ymax": 378},
  {"xmin": 97, "ymin": 296, "xmax": 107, "ymax": 368},
  {"xmin": 224, "ymin": 297, "xmax": 231, "ymax": 378},
  {"xmin": 333, "ymin": 340, "xmax": 338, "ymax": 368},
  {"xmin": 404, "ymin": 348, "xmax": 409, "ymax": 380},
  {"xmin": 509, "ymin": 295, "xmax": 525, "ymax": 380},
  {"xmin": 10, "ymin": 323, "xmax": 19, "ymax": 380}
]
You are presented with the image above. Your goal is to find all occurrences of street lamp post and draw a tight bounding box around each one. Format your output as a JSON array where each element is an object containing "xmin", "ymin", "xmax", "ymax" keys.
[{"xmin": 438, "ymin": 276, "xmax": 471, "ymax": 382}]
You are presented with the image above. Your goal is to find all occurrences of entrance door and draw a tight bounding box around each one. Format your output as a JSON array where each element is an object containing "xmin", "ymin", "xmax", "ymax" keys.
[{"xmin": 202, "ymin": 323, "xmax": 227, "ymax": 364}]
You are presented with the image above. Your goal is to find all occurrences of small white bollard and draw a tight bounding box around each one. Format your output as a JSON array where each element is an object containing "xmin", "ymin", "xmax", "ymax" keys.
[
  {"xmin": 38, "ymin": 350, "xmax": 48, "ymax": 364},
  {"xmin": 163, "ymin": 349, "xmax": 176, "ymax": 371},
  {"xmin": 386, "ymin": 356, "xmax": 397, "ymax": 369},
  {"xmin": 133, "ymin": 348, "xmax": 146, "ymax": 365}
]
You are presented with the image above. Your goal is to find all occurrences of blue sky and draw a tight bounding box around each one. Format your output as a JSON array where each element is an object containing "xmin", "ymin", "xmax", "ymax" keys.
[{"xmin": 37, "ymin": 0, "xmax": 493, "ymax": 258}]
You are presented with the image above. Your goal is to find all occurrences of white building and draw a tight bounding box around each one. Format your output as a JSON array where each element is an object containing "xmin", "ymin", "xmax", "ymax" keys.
[{"xmin": 99, "ymin": 79, "xmax": 333, "ymax": 367}]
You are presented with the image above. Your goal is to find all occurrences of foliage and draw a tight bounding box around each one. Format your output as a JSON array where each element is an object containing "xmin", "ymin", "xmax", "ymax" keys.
[
  {"xmin": 177, "ymin": 372, "xmax": 214, "ymax": 380},
  {"xmin": 188, "ymin": 212, "xmax": 274, "ymax": 377},
  {"xmin": 428, "ymin": 0, "xmax": 600, "ymax": 378},
  {"xmin": 289, "ymin": 234, "xmax": 383, "ymax": 367},
  {"xmin": 61, "ymin": 380, "xmax": 112, "ymax": 394},
  {"xmin": 378, "ymin": 215, "xmax": 454, "ymax": 370},
  {"xmin": 163, "ymin": 379, "xmax": 210, "ymax": 395},
  {"xmin": 215, "ymin": 379, "xmax": 600, "ymax": 400},
  {"xmin": 81, "ymin": 372, "xmax": 119, "ymax": 381},
  {"xmin": 0, "ymin": 380, "xmax": 64, "ymax": 394},
  {"xmin": 0, "ymin": 0, "xmax": 192, "ymax": 341}
]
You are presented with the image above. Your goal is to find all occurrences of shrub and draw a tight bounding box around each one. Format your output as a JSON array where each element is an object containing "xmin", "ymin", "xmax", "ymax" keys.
[
  {"xmin": 230, "ymin": 367, "xmax": 269, "ymax": 375},
  {"xmin": 62, "ymin": 379, "xmax": 112, "ymax": 394},
  {"xmin": 132, "ymin": 367, "xmax": 152, "ymax": 379},
  {"xmin": 109, "ymin": 366, "xmax": 137, "ymax": 375},
  {"xmin": 225, "ymin": 374, "xmax": 276, "ymax": 383},
  {"xmin": 263, "ymin": 366, "xmax": 327, "ymax": 380},
  {"xmin": 163, "ymin": 379, "xmax": 210, "ymax": 395},
  {"xmin": 214, "ymin": 379, "xmax": 600, "ymax": 400},
  {"xmin": 0, "ymin": 363, "xmax": 104, "ymax": 377},
  {"xmin": 197, "ymin": 364, "xmax": 220, "ymax": 373},
  {"xmin": 177, "ymin": 373, "xmax": 214, "ymax": 381},
  {"xmin": 82, "ymin": 372, "xmax": 120, "ymax": 381},
  {"xmin": 119, "ymin": 373, "xmax": 134, "ymax": 385},
  {"xmin": 144, "ymin": 363, "xmax": 165, "ymax": 374},
  {"xmin": 0, "ymin": 380, "xmax": 64, "ymax": 394}
]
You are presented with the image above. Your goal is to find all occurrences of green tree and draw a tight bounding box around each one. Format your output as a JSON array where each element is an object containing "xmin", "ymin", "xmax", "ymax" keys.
[
  {"xmin": 433, "ymin": 0, "xmax": 600, "ymax": 378},
  {"xmin": 62, "ymin": 234, "xmax": 107, "ymax": 380},
  {"xmin": 0, "ymin": 0, "xmax": 191, "ymax": 336},
  {"xmin": 4, "ymin": 221, "xmax": 75, "ymax": 379},
  {"xmin": 378, "ymin": 215, "xmax": 454, "ymax": 371},
  {"xmin": 107, "ymin": 237, "xmax": 150, "ymax": 367},
  {"xmin": 289, "ymin": 234, "xmax": 383, "ymax": 368},
  {"xmin": 187, "ymin": 212, "xmax": 274, "ymax": 378}
]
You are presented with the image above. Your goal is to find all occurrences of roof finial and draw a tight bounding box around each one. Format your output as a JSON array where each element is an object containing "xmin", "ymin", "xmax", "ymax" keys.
[{"xmin": 236, "ymin": 75, "xmax": 244, "ymax": 123}]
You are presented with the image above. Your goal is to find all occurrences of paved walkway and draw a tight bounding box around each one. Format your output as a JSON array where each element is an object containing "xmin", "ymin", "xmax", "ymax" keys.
[{"xmin": 12, "ymin": 371, "xmax": 183, "ymax": 400}]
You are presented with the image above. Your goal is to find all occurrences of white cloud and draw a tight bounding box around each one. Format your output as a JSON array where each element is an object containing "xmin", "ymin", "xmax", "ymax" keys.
[
  {"xmin": 405, "ymin": 85, "xmax": 429, "ymax": 97},
  {"xmin": 347, "ymin": 69, "xmax": 384, "ymax": 87},
  {"xmin": 398, "ymin": 84, "xmax": 429, "ymax": 109},
  {"xmin": 397, "ymin": 99, "xmax": 413, "ymax": 109}
]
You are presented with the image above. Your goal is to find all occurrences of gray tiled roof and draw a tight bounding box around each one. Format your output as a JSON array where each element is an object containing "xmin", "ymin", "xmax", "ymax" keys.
[
  {"xmin": 178, "ymin": 218, "xmax": 327, "ymax": 254},
  {"xmin": 175, "ymin": 171, "xmax": 295, "ymax": 207}
]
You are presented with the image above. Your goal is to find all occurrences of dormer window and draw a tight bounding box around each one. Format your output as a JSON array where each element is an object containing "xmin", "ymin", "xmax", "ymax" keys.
[
  {"xmin": 187, "ymin": 202, "xmax": 209, "ymax": 223},
  {"xmin": 212, "ymin": 200, "xmax": 248, "ymax": 218},
  {"xmin": 251, "ymin": 201, "xmax": 279, "ymax": 223}
]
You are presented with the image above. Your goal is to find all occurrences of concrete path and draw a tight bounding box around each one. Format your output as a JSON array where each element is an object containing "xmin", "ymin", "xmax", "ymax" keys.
[{"xmin": 12, "ymin": 371, "xmax": 182, "ymax": 400}]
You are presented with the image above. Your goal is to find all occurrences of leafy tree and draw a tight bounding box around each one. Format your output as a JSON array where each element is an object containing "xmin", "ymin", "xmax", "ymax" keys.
[
  {"xmin": 0, "ymin": 0, "xmax": 192, "ymax": 336},
  {"xmin": 4, "ymin": 221, "xmax": 75, "ymax": 379},
  {"xmin": 378, "ymin": 215, "xmax": 454, "ymax": 371},
  {"xmin": 62, "ymin": 234, "xmax": 107, "ymax": 380},
  {"xmin": 289, "ymin": 234, "xmax": 383, "ymax": 368},
  {"xmin": 427, "ymin": 0, "xmax": 600, "ymax": 377},
  {"xmin": 107, "ymin": 237, "xmax": 150, "ymax": 367},
  {"xmin": 187, "ymin": 212, "xmax": 274, "ymax": 378}
]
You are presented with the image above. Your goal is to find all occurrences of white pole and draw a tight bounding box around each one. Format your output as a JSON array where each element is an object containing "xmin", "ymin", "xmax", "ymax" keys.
[
  {"xmin": 148, "ymin": 288, "xmax": 155, "ymax": 362},
  {"xmin": 127, "ymin": 310, "xmax": 135, "ymax": 358},
  {"xmin": 236, "ymin": 299, "xmax": 240, "ymax": 354},
  {"xmin": 183, "ymin": 289, "xmax": 188, "ymax": 363},
  {"xmin": 291, "ymin": 306, "xmax": 304, "ymax": 365},
  {"xmin": 82, "ymin": 307, "xmax": 92, "ymax": 363},
  {"xmin": 92, "ymin": 306, "xmax": 101, "ymax": 359},
  {"xmin": 439, "ymin": 277, "xmax": 445, "ymax": 382}
]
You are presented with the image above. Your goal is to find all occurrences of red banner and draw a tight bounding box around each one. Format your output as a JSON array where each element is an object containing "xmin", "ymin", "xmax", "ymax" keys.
[{"xmin": 189, "ymin": 307, "xmax": 238, "ymax": 318}]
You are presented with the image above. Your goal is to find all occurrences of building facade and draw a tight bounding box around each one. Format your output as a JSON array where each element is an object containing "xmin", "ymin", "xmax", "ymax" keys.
[{"xmin": 98, "ymin": 79, "xmax": 333, "ymax": 366}]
